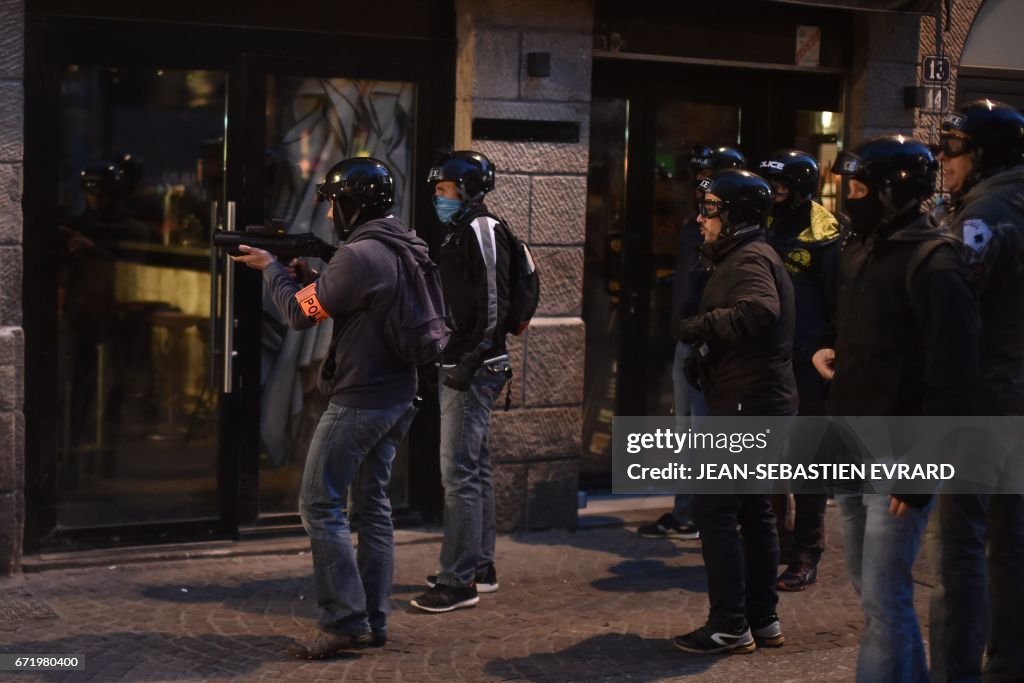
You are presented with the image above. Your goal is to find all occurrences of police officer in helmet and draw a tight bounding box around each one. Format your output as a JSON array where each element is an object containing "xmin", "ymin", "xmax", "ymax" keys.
[
  {"xmin": 758, "ymin": 149, "xmax": 841, "ymax": 592},
  {"xmin": 233, "ymin": 157, "xmax": 423, "ymax": 658},
  {"xmin": 818, "ymin": 135, "xmax": 979, "ymax": 683},
  {"xmin": 930, "ymin": 99, "xmax": 1024, "ymax": 683},
  {"xmin": 637, "ymin": 145, "xmax": 747, "ymax": 542},
  {"xmin": 412, "ymin": 150, "xmax": 512, "ymax": 614},
  {"xmin": 672, "ymin": 169, "xmax": 797, "ymax": 655}
]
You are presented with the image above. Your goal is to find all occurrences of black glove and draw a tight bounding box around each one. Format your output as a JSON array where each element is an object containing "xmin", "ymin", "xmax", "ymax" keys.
[
  {"xmin": 676, "ymin": 316, "xmax": 705, "ymax": 345},
  {"xmin": 683, "ymin": 351, "xmax": 702, "ymax": 391},
  {"xmin": 442, "ymin": 362, "xmax": 476, "ymax": 391}
]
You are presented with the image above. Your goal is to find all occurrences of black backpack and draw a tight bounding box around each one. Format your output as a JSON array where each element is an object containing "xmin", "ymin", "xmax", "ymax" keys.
[
  {"xmin": 496, "ymin": 218, "xmax": 540, "ymax": 336},
  {"xmin": 385, "ymin": 253, "xmax": 452, "ymax": 364},
  {"xmin": 346, "ymin": 223, "xmax": 452, "ymax": 365}
]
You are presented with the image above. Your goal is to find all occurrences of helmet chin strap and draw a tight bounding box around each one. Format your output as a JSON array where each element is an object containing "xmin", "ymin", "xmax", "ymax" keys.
[{"xmin": 332, "ymin": 199, "xmax": 362, "ymax": 240}]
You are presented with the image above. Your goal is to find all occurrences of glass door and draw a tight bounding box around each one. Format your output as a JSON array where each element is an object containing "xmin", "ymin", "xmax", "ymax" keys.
[
  {"xmin": 254, "ymin": 74, "xmax": 418, "ymax": 517},
  {"xmin": 54, "ymin": 63, "xmax": 228, "ymax": 529},
  {"xmin": 26, "ymin": 19, "xmax": 453, "ymax": 547}
]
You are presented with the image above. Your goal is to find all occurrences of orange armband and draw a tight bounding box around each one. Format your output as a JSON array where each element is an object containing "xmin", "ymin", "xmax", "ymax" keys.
[{"xmin": 295, "ymin": 283, "xmax": 330, "ymax": 324}]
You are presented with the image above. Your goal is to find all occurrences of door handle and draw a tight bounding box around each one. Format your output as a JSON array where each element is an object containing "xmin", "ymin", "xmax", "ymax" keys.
[
  {"xmin": 209, "ymin": 200, "xmax": 219, "ymax": 390},
  {"xmin": 223, "ymin": 201, "xmax": 237, "ymax": 394}
]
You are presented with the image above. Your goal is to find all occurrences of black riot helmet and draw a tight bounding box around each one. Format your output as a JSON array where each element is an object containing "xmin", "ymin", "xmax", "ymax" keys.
[
  {"xmin": 427, "ymin": 150, "xmax": 495, "ymax": 201},
  {"xmin": 941, "ymin": 99, "xmax": 1024, "ymax": 183},
  {"xmin": 316, "ymin": 157, "xmax": 394, "ymax": 240},
  {"xmin": 698, "ymin": 169, "xmax": 773, "ymax": 236},
  {"xmin": 690, "ymin": 146, "xmax": 746, "ymax": 173},
  {"xmin": 833, "ymin": 135, "xmax": 937, "ymax": 234},
  {"xmin": 758, "ymin": 149, "xmax": 819, "ymax": 204}
]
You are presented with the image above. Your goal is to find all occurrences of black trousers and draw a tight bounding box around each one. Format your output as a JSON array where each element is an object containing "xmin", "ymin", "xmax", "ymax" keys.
[
  {"xmin": 693, "ymin": 494, "xmax": 780, "ymax": 631},
  {"xmin": 774, "ymin": 493, "xmax": 828, "ymax": 564}
]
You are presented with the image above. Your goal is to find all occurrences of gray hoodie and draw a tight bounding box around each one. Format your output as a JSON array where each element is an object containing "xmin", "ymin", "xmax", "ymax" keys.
[{"xmin": 263, "ymin": 216, "xmax": 418, "ymax": 408}]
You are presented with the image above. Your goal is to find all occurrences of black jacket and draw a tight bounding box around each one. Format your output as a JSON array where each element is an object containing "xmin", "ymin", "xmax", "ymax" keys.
[
  {"xmin": 766, "ymin": 200, "xmax": 841, "ymax": 416},
  {"xmin": 437, "ymin": 204, "xmax": 511, "ymax": 368},
  {"xmin": 944, "ymin": 165, "xmax": 1024, "ymax": 415},
  {"xmin": 827, "ymin": 213, "xmax": 979, "ymax": 417},
  {"xmin": 263, "ymin": 216, "xmax": 418, "ymax": 408},
  {"xmin": 690, "ymin": 227, "xmax": 798, "ymax": 416}
]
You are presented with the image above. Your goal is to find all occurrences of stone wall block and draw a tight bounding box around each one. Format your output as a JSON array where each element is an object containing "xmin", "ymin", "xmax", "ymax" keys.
[
  {"xmin": 524, "ymin": 317, "xmax": 584, "ymax": 407},
  {"xmin": 520, "ymin": 31, "xmax": 591, "ymax": 102},
  {"xmin": 0, "ymin": 325, "xmax": 20, "ymax": 366},
  {"xmin": 472, "ymin": 27, "xmax": 521, "ymax": 100},
  {"xmin": 529, "ymin": 175, "xmax": 587, "ymax": 245},
  {"xmin": 0, "ymin": 164, "xmax": 21, "ymax": 245},
  {"xmin": 0, "ymin": 81, "xmax": 22, "ymax": 162},
  {"xmin": 866, "ymin": 12, "xmax": 920, "ymax": 64},
  {"xmin": 0, "ymin": 1, "xmax": 24, "ymax": 79},
  {"xmin": 490, "ymin": 405, "xmax": 581, "ymax": 463},
  {"xmin": 493, "ymin": 462, "xmax": 527, "ymax": 532},
  {"xmin": 532, "ymin": 247, "xmax": 583, "ymax": 316},
  {"xmin": 471, "ymin": 100, "xmax": 590, "ymax": 174},
  {"xmin": 0, "ymin": 411, "xmax": 19, "ymax": 493},
  {"xmin": 475, "ymin": 140, "xmax": 590, "ymax": 176},
  {"xmin": 0, "ymin": 246, "xmax": 22, "ymax": 326},
  {"xmin": 0, "ymin": 413, "xmax": 13, "ymax": 491},
  {"xmin": 0, "ymin": 491, "xmax": 20, "ymax": 575},
  {"xmin": 861, "ymin": 62, "xmax": 917, "ymax": 131},
  {"xmin": 525, "ymin": 459, "xmax": 578, "ymax": 529},
  {"xmin": 486, "ymin": 173, "xmax": 531, "ymax": 236}
]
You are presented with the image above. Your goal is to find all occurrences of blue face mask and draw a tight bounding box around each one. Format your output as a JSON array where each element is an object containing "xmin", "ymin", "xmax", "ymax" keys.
[{"xmin": 433, "ymin": 196, "xmax": 464, "ymax": 224}]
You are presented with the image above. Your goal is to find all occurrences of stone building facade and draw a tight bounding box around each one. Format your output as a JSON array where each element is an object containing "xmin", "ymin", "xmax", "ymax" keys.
[{"xmin": 1, "ymin": 0, "xmax": 1019, "ymax": 573}]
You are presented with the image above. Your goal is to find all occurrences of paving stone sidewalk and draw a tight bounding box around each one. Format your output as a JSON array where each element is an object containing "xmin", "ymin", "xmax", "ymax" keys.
[{"xmin": 0, "ymin": 508, "xmax": 934, "ymax": 682}]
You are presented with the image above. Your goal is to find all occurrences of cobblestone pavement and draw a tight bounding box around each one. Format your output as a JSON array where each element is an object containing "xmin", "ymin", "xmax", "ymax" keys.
[{"xmin": 0, "ymin": 507, "xmax": 934, "ymax": 682}]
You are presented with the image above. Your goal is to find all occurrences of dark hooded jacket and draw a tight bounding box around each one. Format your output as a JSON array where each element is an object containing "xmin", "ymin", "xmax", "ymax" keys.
[
  {"xmin": 766, "ymin": 200, "xmax": 841, "ymax": 416},
  {"xmin": 690, "ymin": 226, "xmax": 798, "ymax": 416},
  {"xmin": 263, "ymin": 216, "xmax": 419, "ymax": 408},
  {"xmin": 827, "ymin": 212, "xmax": 979, "ymax": 417},
  {"xmin": 944, "ymin": 164, "xmax": 1024, "ymax": 415}
]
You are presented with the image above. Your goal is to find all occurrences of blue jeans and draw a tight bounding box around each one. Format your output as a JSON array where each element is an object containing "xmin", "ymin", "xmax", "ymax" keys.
[
  {"xmin": 929, "ymin": 493, "xmax": 1024, "ymax": 683},
  {"xmin": 837, "ymin": 493, "xmax": 932, "ymax": 683},
  {"xmin": 437, "ymin": 360, "xmax": 508, "ymax": 587},
  {"xmin": 671, "ymin": 342, "xmax": 708, "ymax": 525},
  {"xmin": 300, "ymin": 400, "xmax": 417, "ymax": 637}
]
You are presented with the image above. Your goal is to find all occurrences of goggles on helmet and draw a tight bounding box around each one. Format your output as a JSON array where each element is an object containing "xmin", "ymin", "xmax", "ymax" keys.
[
  {"xmin": 698, "ymin": 198, "xmax": 726, "ymax": 219},
  {"xmin": 932, "ymin": 134, "xmax": 973, "ymax": 159}
]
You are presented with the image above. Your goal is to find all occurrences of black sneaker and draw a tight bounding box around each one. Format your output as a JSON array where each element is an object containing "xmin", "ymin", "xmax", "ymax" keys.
[
  {"xmin": 777, "ymin": 561, "xmax": 818, "ymax": 592},
  {"xmin": 750, "ymin": 613, "xmax": 785, "ymax": 647},
  {"xmin": 426, "ymin": 564, "xmax": 499, "ymax": 593},
  {"xmin": 410, "ymin": 584, "xmax": 480, "ymax": 613},
  {"xmin": 637, "ymin": 513, "xmax": 700, "ymax": 539},
  {"xmin": 476, "ymin": 564, "xmax": 499, "ymax": 593},
  {"xmin": 672, "ymin": 623, "xmax": 755, "ymax": 654}
]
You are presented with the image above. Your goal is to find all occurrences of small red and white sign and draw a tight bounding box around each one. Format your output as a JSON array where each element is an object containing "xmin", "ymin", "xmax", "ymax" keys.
[{"xmin": 796, "ymin": 26, "xmax": 822, "ymax": 67}]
